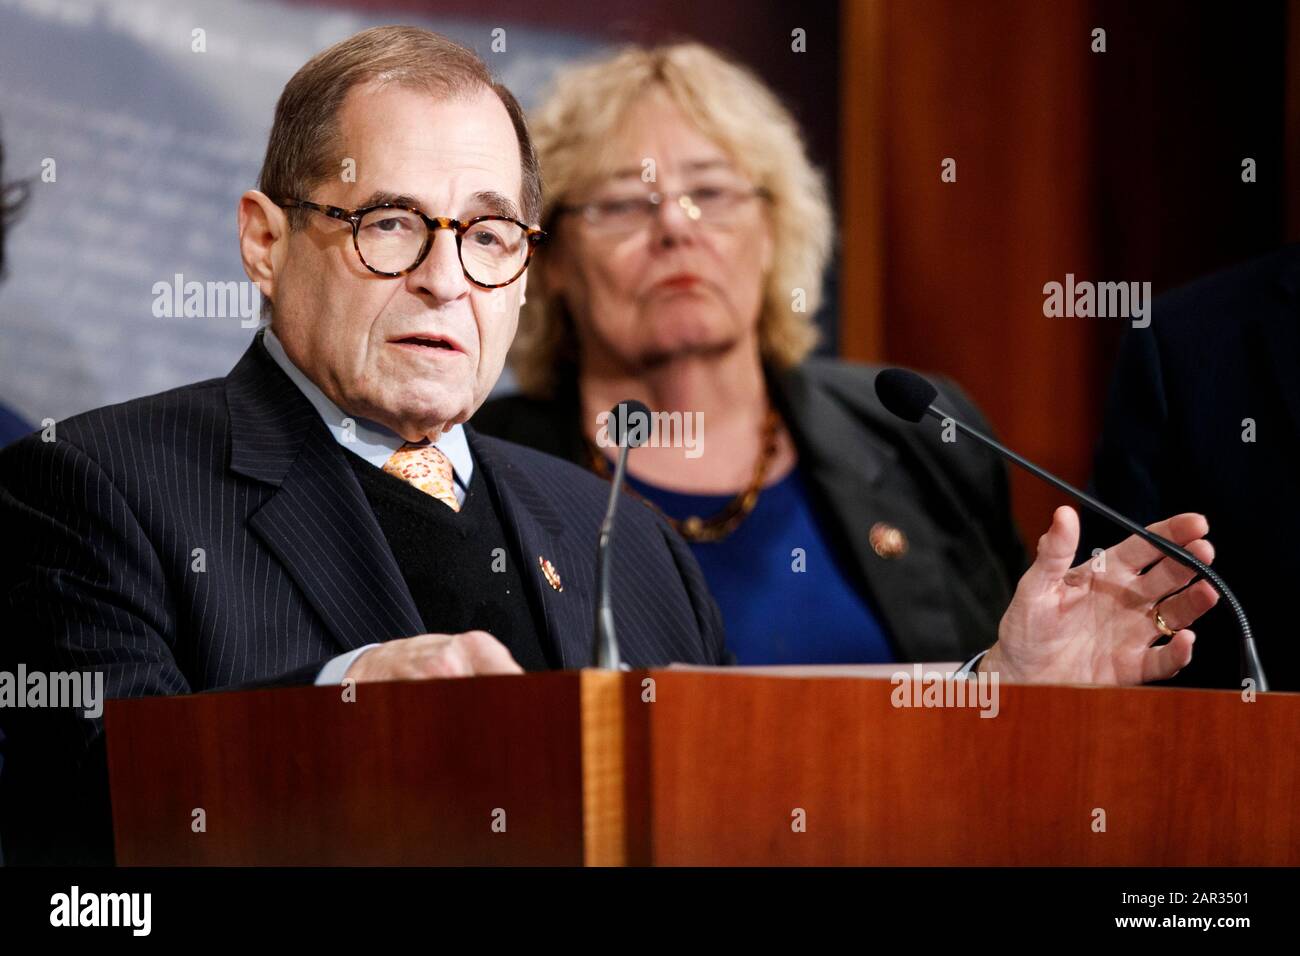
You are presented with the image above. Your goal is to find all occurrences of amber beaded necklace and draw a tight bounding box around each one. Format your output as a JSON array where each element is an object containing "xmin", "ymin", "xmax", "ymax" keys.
[{"xmin": 584, "ymin": 407, "xmax": 781, "ymax": 543}]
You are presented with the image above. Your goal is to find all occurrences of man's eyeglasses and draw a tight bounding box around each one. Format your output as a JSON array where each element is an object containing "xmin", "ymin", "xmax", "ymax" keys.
[
  {"xmin": 554, "ymin": 186, "xmax": 771, "ymax": 235},
  {"xmin": 277, "ymin": 199, "xmax": 546, "ymax": 289}
]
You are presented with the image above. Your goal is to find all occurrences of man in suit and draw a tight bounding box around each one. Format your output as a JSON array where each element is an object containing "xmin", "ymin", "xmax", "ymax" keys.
[
  {"xmin": 0, "ymin": 26, "xmax": 1223, "ymax": 863},
  {"xmin": 0, "ymin": 27, "xmax": 726, "ymax": 864},
  {"xmin": 1084, "ymin": 245, "xmax": 1300, "ymax": 691}
]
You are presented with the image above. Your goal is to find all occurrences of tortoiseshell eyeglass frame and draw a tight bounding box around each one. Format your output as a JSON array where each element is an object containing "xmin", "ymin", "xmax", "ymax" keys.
[{"xmin": 277, "ymin": 198, "xmax": 547, "ymax": 289}]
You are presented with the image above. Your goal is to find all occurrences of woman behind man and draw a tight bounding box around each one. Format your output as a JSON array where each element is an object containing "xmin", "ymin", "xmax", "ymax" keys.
[{"xmin": 473, "ymin": 43, "xmax": 1196, "ymax": 671}]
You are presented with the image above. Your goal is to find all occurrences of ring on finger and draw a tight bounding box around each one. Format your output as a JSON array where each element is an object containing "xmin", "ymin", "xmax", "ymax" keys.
[{"xmin": 1153, "ymin": 604, "xmax": 1177, "ymax": 638}]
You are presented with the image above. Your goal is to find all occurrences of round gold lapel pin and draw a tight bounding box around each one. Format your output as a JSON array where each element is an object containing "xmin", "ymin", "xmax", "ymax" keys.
[{"xmin": 869, "ymin": 522, "xmax": 908, "ymax": 559}]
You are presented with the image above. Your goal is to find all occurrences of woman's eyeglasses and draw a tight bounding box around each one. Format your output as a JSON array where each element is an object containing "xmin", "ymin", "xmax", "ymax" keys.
[{"xmin": 554, "ymin": 186, "xmax": 771, "ymax": 235}]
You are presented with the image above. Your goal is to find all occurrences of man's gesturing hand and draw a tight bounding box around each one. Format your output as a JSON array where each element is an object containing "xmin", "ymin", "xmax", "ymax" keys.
[
  {"xmin": 982, "ymin": 507, "xmax": 1219, "ymax": 685},
  {"xmin": 344, "ymin": 631, "xmax": 524, "ymax": 681}
]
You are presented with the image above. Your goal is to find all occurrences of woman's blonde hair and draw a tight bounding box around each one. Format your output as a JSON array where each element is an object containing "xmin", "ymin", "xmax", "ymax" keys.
[{"xmin": 511, "ymin": 42, "xmax": 833, "ymax": 396}]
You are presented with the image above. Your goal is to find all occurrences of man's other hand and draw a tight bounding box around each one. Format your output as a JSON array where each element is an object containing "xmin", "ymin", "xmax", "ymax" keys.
[{"xmin": 344, "ymin": 631, "xmax": 524, "ymax": 681}]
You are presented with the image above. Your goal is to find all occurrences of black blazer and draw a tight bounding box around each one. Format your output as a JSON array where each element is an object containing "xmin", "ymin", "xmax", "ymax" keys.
[
  {"xmin": 1083, "ymin": 245, "xmax": 1300, "ymax": 691},
  {"xmin": 474, "ymin": 358, "xmax": 1027, "ymax": 664},
  {"xmin": 0, "ymin": 332, "xmax": 725, "ymax": 862}
]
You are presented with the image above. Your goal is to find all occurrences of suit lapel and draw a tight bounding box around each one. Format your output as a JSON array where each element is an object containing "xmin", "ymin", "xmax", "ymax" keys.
[
  {"xmin": 466, "ymin": 428, "xmax": 592, "ymax": 669},
  {"xmin": 770, "ymin": 365, "xmax": 967, "ymax": 662},
  {"xmin": 225, "ymin": 334, "xmax": 424, "ymax": 654}
]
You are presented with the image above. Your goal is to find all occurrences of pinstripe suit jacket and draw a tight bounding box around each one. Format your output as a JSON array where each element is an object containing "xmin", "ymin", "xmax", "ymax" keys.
[{"xmin": 0, "ymin": 334, "xmax": 726, "ymax": 861}]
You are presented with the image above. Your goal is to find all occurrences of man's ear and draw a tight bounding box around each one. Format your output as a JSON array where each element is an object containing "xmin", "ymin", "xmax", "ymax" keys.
[{"xmin": 237, "ymin": 190, "xmax": 288, "ymax": 303}]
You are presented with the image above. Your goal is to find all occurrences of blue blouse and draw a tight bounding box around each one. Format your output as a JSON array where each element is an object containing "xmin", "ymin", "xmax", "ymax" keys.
[{"xmin": 625, "ymin": 466, "xmax": 895, "ymax": 665}]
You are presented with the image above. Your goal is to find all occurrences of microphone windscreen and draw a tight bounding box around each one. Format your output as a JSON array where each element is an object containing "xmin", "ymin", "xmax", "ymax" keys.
[
  {"xmin": 608, "ymin": 400, "xmax": 654, "ymax": 447},
  {"xmin": 874, "ymin": 368, "xmax": 938, "ymax": 423}
]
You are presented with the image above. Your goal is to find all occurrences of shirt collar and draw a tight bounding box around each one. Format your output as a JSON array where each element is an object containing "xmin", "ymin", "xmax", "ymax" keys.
[{"xmin": 260, "ymin": 326, "xmax": 473, "ymax": 487}]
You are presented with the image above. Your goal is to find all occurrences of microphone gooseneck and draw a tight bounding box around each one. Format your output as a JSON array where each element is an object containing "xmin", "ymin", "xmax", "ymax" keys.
[
  {"xmin": 592, "ymin": 400, "xmax": 652, "ymax": 670},
  {"xmin": 874, "ymin": 367, "xmax": 1268, "ymax": 691}
]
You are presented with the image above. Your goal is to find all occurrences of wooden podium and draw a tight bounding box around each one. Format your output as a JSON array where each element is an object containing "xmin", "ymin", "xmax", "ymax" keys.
[{"xmin": 104, "ymin": 667, "xmax": 1300, "ymax": 865}]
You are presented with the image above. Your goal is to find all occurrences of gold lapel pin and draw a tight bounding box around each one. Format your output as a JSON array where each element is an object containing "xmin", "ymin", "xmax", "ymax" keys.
[
  {"xmin": 869, "ymin": 522, "xmax": 908, "ymax": 559},
  {"xmin": 538, "ymin": 555, "xmax": 563, "ymax": 592}
]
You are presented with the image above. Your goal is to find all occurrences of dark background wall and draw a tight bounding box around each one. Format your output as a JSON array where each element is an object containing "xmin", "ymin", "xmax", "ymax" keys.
[
  {"xmin": 9, "ymin": 0, "xmax": 1285, "ymax": 545},
  {"xmin": 842, "ymin": 0, "xmax": 1289, "ymax": 540}
]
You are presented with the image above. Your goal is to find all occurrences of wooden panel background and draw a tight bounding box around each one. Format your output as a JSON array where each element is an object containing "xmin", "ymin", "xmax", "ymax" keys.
[{"xmin": 841, "ymin": 0, "xmax": 1288, "ymax": 541}]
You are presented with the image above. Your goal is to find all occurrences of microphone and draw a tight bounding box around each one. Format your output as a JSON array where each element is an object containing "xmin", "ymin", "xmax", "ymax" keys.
[
  {"xmin": 874, "ymin": 367, "xmax": 1269, "ymax": 691},
  {"xmin": 592, "ymin": 400, "xmax": 653, "ymax": 669}
]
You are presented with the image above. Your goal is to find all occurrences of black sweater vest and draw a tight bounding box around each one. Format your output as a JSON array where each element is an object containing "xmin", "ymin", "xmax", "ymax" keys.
[{"xmin": 345, "ymin": 447, "xmax": 556, "ymax": 671}]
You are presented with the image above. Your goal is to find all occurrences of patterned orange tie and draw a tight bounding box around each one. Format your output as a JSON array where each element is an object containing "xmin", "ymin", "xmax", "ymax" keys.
[{"xmin": 382, "ymin": 442, "xmax": 460, "ymax": 512}]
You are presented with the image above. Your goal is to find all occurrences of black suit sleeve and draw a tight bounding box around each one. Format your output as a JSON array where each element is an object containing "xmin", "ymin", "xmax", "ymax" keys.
[
  {"xmin": 1, "ymin": 435, "xmax": 192, "ymax": 754},
  {"xmin": 1, "ymin": 435, "xmax": 193, "ymax": 862},
  {"xmin": 3, "ymin": 434, "xmax": 340, "ymax": 705},
  {"xmin": 0, "ymin": 436, "xmax": 322, "ymax": 863}
]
